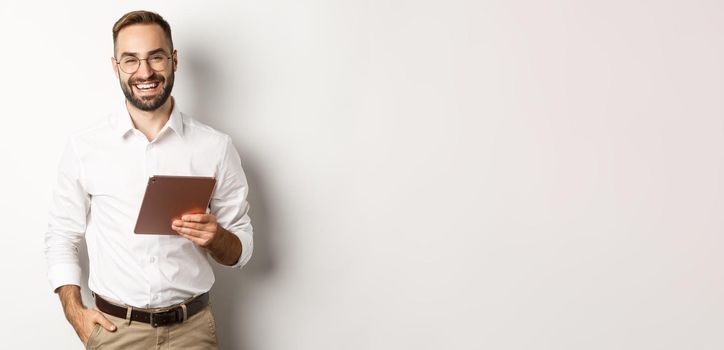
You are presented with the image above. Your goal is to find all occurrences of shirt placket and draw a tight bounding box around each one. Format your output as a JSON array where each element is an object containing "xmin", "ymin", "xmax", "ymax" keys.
[{"xmin": 144, "ymin": 138, "xmax": 163, "ymax": 307}]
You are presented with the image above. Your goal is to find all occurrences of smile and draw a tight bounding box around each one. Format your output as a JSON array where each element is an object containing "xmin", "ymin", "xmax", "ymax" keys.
[{"xmin": 133, "ymin": 81, "xmax": 161, "ymax": 91}]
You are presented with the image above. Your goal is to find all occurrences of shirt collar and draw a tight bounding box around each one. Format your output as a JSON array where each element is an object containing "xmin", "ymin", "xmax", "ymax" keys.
[{"xmin": 113, "ymin": 99, "xmax": 185, "ymax": 139}]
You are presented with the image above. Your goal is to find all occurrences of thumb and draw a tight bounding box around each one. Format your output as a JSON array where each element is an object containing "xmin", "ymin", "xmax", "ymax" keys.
[{"xmin": 93, "ymin": 312, "xmax": 117, "ymax": 332}]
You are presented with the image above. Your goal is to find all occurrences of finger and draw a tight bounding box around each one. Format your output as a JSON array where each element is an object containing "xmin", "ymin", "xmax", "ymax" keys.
[
  {"xmin": 92, "ymin": 312, "xmax": 117, "ymax": 332},
  {"xmin": 175, "ymin": 226, "xmax": 209, "ymax": 237},
  {"xmin": 174, "ymin": 221, "xmax": 206, "ymax": 230},
  {"xmin": 177, "ymin": 231, "xmax": 206, "ymax": 246},
  {"xmin": 171, "ymin": 220, "xmax": 201, "ymax": 228},
  {"xmin": 171, "ymin": 223, "xmax": 200, "ymax": 235},
  {"xmin": 182, "ymin": 214, "xmax": 209, "ymax": 223}
]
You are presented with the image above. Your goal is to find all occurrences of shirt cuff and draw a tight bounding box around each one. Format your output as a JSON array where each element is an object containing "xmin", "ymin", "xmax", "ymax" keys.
[{"xmin": 48, "ymin": 263, "xmax": 82, "ymax": 293}]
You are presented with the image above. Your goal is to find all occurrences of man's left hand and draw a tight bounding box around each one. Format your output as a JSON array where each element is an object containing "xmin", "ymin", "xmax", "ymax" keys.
[
  {"xmin": 172, "ymin": 213, "xmax": 242, "ymax": 266},
  {"xmin": 172, "ymin": 214, "xmax": 222, "ymax": 248}
]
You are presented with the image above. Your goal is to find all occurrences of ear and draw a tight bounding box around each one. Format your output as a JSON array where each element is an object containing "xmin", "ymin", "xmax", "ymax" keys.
[
  {"xmin": 172, "ymin": 49, "xmax": 178, "ymax": 72},
  {"xmin": 111, "ymin": 57, "xmax": 119, "ymax": 79}
]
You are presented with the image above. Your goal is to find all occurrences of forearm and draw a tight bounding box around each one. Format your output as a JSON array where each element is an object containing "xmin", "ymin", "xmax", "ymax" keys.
[
  {"xmin": 57, "ymin": 285, "xmax": 85, "ymax": 323},
  {"xmin": 56, "ymin": 284, "xmax": 116, "ymax": 341},
  {"xmin": 207, "ymin": 227, "xmax": 242, "ymax": 266}
]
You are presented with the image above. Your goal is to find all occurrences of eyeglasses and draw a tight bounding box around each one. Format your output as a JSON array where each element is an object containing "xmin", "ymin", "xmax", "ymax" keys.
[{"xmin": 115, "ymin": 53, "xmax": 173, "ymax": 74}]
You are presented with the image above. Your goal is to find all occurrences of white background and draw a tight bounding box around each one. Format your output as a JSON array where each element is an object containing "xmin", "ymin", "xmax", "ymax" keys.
[{"xmin": 1, "ymin": 0, "xmax": 723, "ymax": 349}]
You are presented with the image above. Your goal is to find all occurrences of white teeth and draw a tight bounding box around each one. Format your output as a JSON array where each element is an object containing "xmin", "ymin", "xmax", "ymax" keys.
[{"xmin": 135, "ymin": 82, "xmax": 159, "ymax": 89}]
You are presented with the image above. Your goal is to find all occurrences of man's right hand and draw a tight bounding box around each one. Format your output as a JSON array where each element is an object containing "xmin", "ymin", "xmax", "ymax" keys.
[{"xmin": 56, "ymin": 285, "xmax": 117, "ymax": 346}]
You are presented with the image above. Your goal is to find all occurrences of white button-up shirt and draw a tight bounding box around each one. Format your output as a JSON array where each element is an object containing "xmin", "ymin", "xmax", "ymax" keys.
[{"xmin": 45, "ymin": 100, "xmax": 253, "ymax": 308}]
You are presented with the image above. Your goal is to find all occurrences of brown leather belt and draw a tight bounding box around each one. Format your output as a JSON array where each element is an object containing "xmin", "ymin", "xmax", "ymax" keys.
[{"xmin": 94, "ymin": 292, "xmax": 210, "ymax": 328}]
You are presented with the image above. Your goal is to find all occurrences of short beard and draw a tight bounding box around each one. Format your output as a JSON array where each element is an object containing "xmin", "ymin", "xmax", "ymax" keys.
[{"xmin": 120, "ymin": 72, "xmax": 175, "ymax": 112}]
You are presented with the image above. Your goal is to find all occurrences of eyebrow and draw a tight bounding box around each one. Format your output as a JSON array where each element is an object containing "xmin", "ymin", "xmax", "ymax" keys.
[{"xmin": 119, "ymin": 48, "xmax": 169, "ymax": 58}]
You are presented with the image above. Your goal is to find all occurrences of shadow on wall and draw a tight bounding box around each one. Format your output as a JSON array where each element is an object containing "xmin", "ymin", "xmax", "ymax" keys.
[
  {"xmin": 184, "ymin": 46, "xmax": 277, "ymax": 349},
  {"xmin": 211, "ymin": 160, "xmax": 276, "ymax": 349}
]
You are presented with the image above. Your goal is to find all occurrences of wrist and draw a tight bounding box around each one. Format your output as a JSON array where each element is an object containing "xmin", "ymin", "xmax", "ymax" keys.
[
  {"xmin": 208, "ymin": 226, "xmax": 229, "ymax": 253},
  {"xmin": 207, "ymin": 227, "xmax": 241, "ymax": 266}
]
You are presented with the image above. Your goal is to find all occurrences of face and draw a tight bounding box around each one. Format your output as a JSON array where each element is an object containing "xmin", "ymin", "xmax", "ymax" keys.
[{"xmin": 113, "ymin": 24, "xmax": 177, "ymax": 111}]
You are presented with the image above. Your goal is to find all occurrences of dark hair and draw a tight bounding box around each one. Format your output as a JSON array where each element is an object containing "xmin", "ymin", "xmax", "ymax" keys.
[{"xmin": 112, "ymin": 10, "xmax": 173, "ymax": 53}]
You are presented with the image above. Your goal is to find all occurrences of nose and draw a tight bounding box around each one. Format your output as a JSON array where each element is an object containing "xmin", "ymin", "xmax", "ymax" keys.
[{"xmin": 134, "ymin": 58, "xmax": 154, "ymax": 79}]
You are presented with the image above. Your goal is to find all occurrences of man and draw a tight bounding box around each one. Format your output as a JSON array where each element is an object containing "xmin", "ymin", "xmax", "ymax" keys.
[{"xmin": 44, "ymin": 10, "xmax": 253, "ymax": 349}]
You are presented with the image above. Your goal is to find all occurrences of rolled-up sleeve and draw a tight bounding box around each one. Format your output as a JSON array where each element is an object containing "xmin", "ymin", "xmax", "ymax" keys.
[
  {"xmin": 44, "ymin": 138, "xmax": 90, "ymax": 292},
  {"xmin": 210, "ymin": 135, "xmax": 254, "ymax": 268}
]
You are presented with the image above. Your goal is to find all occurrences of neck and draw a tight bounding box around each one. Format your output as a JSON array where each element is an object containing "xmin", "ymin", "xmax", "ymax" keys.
[{"xmin": 125, "ymin": 96, "xmax": 174, "ymax": 141}]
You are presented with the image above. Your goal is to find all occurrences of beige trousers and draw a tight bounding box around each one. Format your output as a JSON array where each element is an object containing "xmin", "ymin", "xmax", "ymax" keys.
[{"xmin": 85, "ymin": 302, "xmax": 219, "ymax": 350}]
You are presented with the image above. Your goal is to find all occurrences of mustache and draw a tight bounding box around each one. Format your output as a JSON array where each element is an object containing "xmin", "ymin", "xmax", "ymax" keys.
[{"xmin": 128, "ymin": 74, "xmax": 165, "ymax": 85}]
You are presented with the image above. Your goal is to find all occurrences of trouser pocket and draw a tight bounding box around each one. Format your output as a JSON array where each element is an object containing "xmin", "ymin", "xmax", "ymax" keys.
[{"xmin": 85, "ymin": 324, "xmax": 102, "ymax": 349}]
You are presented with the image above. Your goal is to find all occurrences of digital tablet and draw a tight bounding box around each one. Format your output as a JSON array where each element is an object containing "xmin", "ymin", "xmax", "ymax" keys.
[{"xmin": 134, "ymin": 175, "xmax": 217, "ymax": 235}]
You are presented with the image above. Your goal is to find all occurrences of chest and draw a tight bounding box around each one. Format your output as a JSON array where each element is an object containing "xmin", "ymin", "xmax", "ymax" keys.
[{"xmin": 80, "ymin": 136, "xmax": 220, "ymax": 198}]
